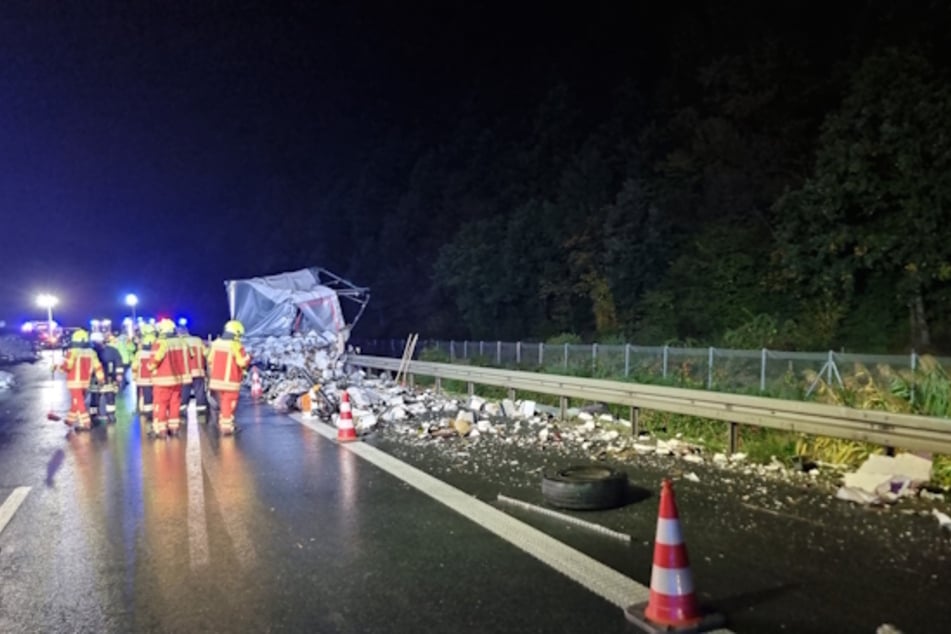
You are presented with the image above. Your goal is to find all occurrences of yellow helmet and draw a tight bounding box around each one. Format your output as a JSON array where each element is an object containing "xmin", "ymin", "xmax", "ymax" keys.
[
  {"xmin": 224, "ymin": 320, "xmax": 245, "ymax": 337},
  {"xmin": 157, "ymin": 318, "xmax": 176, "ymax": 335},
  {"xmin": 71, "ymin": 329, "xmax": 90, "ymax": 343}
]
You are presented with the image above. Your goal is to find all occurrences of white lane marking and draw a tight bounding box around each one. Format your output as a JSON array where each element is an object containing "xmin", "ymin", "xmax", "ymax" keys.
[
  {"xmin": 292, "ymin": 415, "xmax": 732, "ymax": 632},
  {"xmin": 199, "ymin": 430, "xmax": 258, "ymax": 568},
  {"xmin": 496, "ymin": 494, "xmax": 631, "ymax": 542},
  {"xmin": 0, "ymin": 487, "xmax": 31, "ymax": 536},
  {"xmin": 186, "ymin": 406, "xmax": 210, "ymax": 569}
]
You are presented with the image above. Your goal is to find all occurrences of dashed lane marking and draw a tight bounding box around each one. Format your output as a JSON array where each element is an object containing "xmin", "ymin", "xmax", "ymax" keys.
[
  {"xmin": 186, "ymin": 408, "xmax": 210, "ymax": 569},
  {"xmin": 291, "ymin": 414, "xmax": 732, "ymax": 633},
  {"xmin": 0, "ymin": 487, "xmax": 31, "ymax": 536}
]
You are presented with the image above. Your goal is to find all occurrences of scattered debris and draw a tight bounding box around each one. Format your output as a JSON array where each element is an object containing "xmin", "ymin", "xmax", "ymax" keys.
[
  {"xmin": 837, "ymin": 454, "xmax": 933, "ymax": 505},
  {"xmin": 933, "ymin": 508, "xmax": 951, "ymax": 535},
  {"xmin": 0, "ymin": 370, "xmax": 15, "ymax": 390},
  {"xmin": 684, "ymin": 472, "xmax": 701, "ymax": 483}
]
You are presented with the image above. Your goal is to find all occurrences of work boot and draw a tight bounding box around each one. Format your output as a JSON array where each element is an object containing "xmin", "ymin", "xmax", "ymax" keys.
[{"xmin": 219, "ymin": 422, "xmax": 235, "ymax": 436}]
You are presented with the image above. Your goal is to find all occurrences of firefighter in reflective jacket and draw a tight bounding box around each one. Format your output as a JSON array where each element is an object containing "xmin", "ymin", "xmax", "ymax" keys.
[
  {"xmin": 149, "ymin": 319, "xmax": 188, "ymax": 437},
  {"xmin": 96, "ymin": 332, "xmax": 124, "ymax": 423},
  {"xmin": 207, "ymin": 320, "xmax": 251, "ymax": 435},
  {"xmin": 56, "ymin": 329, "xmax": 105, "ymax": 431},
  {"xmin": 132, "ymin": 324, "xmax": 156, "ymax": 423},
  {"xmin": 181, "ymin": 326, "xmax": 209, "ymax": 420}
]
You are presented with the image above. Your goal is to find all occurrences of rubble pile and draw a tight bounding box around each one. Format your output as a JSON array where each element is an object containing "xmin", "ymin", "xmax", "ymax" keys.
[
  {"xmin": 0, "ymin": 335, "xmax": 37, "ymax": 364},
  {"xmin": 252, "ymin": 340, "xmax": 950, "ymax": 514}
]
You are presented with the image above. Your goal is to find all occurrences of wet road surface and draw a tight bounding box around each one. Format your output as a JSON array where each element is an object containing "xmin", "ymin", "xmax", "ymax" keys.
[{"xmin": 0, "ymin": 360, "xmax": 637, "ymax": 633}]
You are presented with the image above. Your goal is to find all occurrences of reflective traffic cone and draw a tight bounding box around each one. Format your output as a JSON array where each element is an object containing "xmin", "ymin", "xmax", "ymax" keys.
[
  {"xmin": 299, "ymin": 390, "xmax": 313, "ymax": 418},
  {"xmin": 250, "ymin": 367, "xmax": 263, "ymax": 400},
  {"xmin": 336, "ymin": 390, "xmax": 357, "ymax": 442},
  {"xmin": 625, "ymin": 479, "xmax": 724, "ymax": 632}
]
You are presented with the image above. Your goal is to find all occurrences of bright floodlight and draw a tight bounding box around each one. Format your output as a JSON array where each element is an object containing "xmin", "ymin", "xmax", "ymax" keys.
[
  {"xmin": 125, "ymin": 294, "xmax": 138, "ymax": 307},
  {"xmin": 37, "ymin": 294, "xmax": 58, "ymax": 309}
]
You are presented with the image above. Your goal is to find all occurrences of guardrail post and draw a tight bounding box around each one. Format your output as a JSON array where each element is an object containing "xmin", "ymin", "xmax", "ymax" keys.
[
  {"xmin": 497, "ymin": 340, "xmax": 502, "ymax": 365},
  {"xmin": 516, "ymin": 341, "xmax": 521, "ymax": 365},
  {"xmin": 538, "ymin": 342, "xmax": 544, "ymax": 366},
  {"xmin": 467, "ymin": 381, "xmax": 474, "ymax": 396},
  {"xmin": 630, "ymin": 405, "xmax": 640, "ymax": 437},
  {"xmin": 728, "ymin": 422, "xmax": 739, "ymax": 455},
  {"xmin": 450, "ymin": 340, "xmax": 455, "ymax": 362},
  {"xmin": 662, "ymin": 345, "xmax": 669, "ymax": 379},
  {"xmin": 592, "ymin": 343, "xmax": 598, "ymax": 373},
  {"xmin": 559, "ymin": 395, "xmax": 567, "ymax": 421},
  {"xmin": 408, "ymin": 372, "xmax": 415, "ymax": 388},
  {"xmin": 435, "ymin": 376, "xmax": 442, "ymax": 392},
  {"xmin": 707, "ymin": 346, "xmax": 714, "ymax": 389},
  {"xmin": 624, "ymin": 344, "xmax": 631, "ymax": 378},
  {"xmin": 760, "ymin": 348, "xmax": 767, "ymax": 392},
  {"xmin": 508, "ymin": 387, "xmax": 516, "ymax": 401},
  {"xmin": 564, "ymin": 343, "xmax": 569, "ymax": 369}
]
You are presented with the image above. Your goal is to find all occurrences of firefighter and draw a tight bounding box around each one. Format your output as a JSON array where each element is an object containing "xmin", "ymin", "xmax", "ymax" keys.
[
  {"xmin": 207, "ymin": 320, "xmax": 251, "ymax": 435},
  {"xmin": 174, "ymin": 324, "xmax": 195, "ymax": 419},
  {"xmin": 149, "ymin": 318, "xmax": 188, "ymax": 437},
  {"xmin": 180, "ymin": 325, "xmax": 209, "ymax": 421},
  {"xmin": 56, "ymin": 329, "xmax": 105, "ymax": 431},
  {"xmin": 96, "ymin": 332, "xmax": 124, "ymax": 423},
  {"xmin": 132, "ymin": 324, "xmax": 156, "ymax": 428}
]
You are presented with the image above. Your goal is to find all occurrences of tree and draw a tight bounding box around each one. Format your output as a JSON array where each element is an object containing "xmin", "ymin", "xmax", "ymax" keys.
[{"xmin": 774, "ymin": 48, "xmax": 951, "ymax": 348}]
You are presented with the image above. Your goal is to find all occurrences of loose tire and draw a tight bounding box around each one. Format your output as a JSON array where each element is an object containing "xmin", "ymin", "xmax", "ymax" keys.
[{"xmin": 541, "ymin": 465, "xmax": 628, "ymax": 510}]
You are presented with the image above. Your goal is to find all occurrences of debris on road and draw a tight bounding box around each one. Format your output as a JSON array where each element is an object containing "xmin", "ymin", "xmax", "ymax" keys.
[
  {"xmin": 933, "ymin": 508, "xmax": 951, "ymax": 535},
  {"xmin": 836, "ymin": 454, "xmax": 933, "ymax": 505},
  {"xmin": 0, "ymin": 370, "xmax": 16, "ymax": 389},
  {"xmin": 0, "ymin": 335, "xmax": 36, "ymax": 365}
]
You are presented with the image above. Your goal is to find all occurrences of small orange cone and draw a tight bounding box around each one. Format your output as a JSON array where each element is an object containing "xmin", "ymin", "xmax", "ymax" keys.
[
  {"xmin": 336, "ymin": 390, "xmax": 357, "ymax": 442},
  {"xmin": 250, "ymin": 367, "xmax": 263, "ymax": 400},
  {"xmin": 625, "ymin": 479, "xmax": 724, "ymax": 632}
]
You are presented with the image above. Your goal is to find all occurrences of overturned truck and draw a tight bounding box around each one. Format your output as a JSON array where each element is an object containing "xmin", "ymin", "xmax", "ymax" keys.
[{"xmin": 225, "ymin": 266, "xmax": 369, "ymax": 345}]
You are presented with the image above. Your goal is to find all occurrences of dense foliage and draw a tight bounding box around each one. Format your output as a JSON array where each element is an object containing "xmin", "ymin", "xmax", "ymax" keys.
[{"xmin": 291, "ymin": 3, "xmax": 951, "ymax": 352}]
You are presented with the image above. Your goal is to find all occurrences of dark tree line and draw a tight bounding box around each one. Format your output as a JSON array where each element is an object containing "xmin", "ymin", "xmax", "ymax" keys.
[{"xmin": 283, "ymin": 2, "xmax": 951, "ymax": 352}]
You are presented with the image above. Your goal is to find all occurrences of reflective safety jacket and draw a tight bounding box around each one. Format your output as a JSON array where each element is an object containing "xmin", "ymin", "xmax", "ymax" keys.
[
  {"xmin": 171, "ymin": 335, "xmax": 193, "ymax": 383},
  {"xmin": 207, "ymin": 337, "xmax": 250, "ymax": 391},
  {"xmin": 149, "ymin": 336, "xmax": 184, "ymax": 387},
  {"xmin": 186, "ymin": 335, "xmax": 208, "ymax": 378},
  {"xmin": 133, "ymin": 342, "xmax": 154, "ymax": 386},
  {"xmin": 61, "ymin": 345, "xmax": 105, "ymax": 390}
]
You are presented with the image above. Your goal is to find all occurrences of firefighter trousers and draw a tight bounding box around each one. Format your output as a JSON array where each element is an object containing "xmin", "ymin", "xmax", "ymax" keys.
[{"xmin": 153, "ymin": 385, "xmax": 182, "ymax": 433}]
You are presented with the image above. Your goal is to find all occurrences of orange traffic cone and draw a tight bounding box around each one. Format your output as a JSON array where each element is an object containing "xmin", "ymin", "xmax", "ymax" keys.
[
  {"xmin": 336, "ymin": 390, "xmax": 357, "ymax": 442},
  {"xmin": 250, "ymin": 367, "xmax": 263, "ymax": 400},
  {"xmin": 625, "ymin": 479, "xmax": 724, "ymax": 632}
]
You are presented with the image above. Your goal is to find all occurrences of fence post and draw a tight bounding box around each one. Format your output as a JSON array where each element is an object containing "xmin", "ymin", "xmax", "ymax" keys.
[
  {"xmin": 707, "ymin": 346, "xmax": 714, "ymax": 389},
  {"xmin": 480, "ymin": 340, "xmax": 484, "ymax": 357},
  {"xmin": 624, "ymin": 343, "xmax": 631, "ymax": 378},
  {"xmin": 450, "ymin": 340, "xmax": 455, "ymax": 362},
  {"xmin": 538, "ymin": 342, "xmax": 544, "ymax": 366},
  {"xmin": 910, "ymin": 350, "xmax": 918, "ymax": 407},
  {"xmin": 497, "ymin": 340, "xmax": 502, "ymax": 365},
  {"xmin": 463, "ymin": 340, "xmax": 468, "ymax": 359},
  {"xmin": 516, "ymin": 341, "xmax": 522, "ymax": 365},
  {"xmin": 564, "ymin": 343, "xmax": 569, "ymax": 369},
  {"xmin": 760, "ymin": 348, "xmax": 767, "ymax": 392},
  {"xmin": 592, "ymin": 343, "xmax": 598, "ymax": 372},
  {"xmin": 662, "ymin": 345, "xmax": 669, "ymax": 379}
]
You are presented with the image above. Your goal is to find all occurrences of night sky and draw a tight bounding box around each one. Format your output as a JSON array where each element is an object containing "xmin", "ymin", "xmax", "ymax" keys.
[{"xmin": 0, "ymin": 1, "xmax": 661, "ymax": 333}]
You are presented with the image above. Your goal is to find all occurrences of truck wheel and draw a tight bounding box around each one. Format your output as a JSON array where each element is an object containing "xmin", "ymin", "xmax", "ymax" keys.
[{"xmin": 541, "ymin": 465, "xmax": 628, "ymax": 510}]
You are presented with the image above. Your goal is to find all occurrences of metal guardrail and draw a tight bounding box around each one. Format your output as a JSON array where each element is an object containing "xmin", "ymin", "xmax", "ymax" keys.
[{"xmin": 351, "ymin": 355, "xmax": 951, "ymax": 455}]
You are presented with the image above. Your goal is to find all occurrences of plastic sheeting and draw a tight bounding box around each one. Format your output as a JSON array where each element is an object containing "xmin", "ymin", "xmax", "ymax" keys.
[{"xmin": 226, "ymin": 268, "xmax": 346, "ymax": 340}]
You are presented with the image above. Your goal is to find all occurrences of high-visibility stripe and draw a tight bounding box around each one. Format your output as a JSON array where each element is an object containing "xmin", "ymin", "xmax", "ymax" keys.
[
  {"xmin": 649, "ymin": 564, "xmax": 694, "ymax": 595},
  {"xmin": 655, "ymin": 517, "xmax": 684, "ymax": 545}
]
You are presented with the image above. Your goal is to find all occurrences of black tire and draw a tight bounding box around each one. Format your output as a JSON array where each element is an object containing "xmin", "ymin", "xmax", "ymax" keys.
[{"xmin": 541, "ymin": 465, "xmax": 628, "ymax": 510}]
